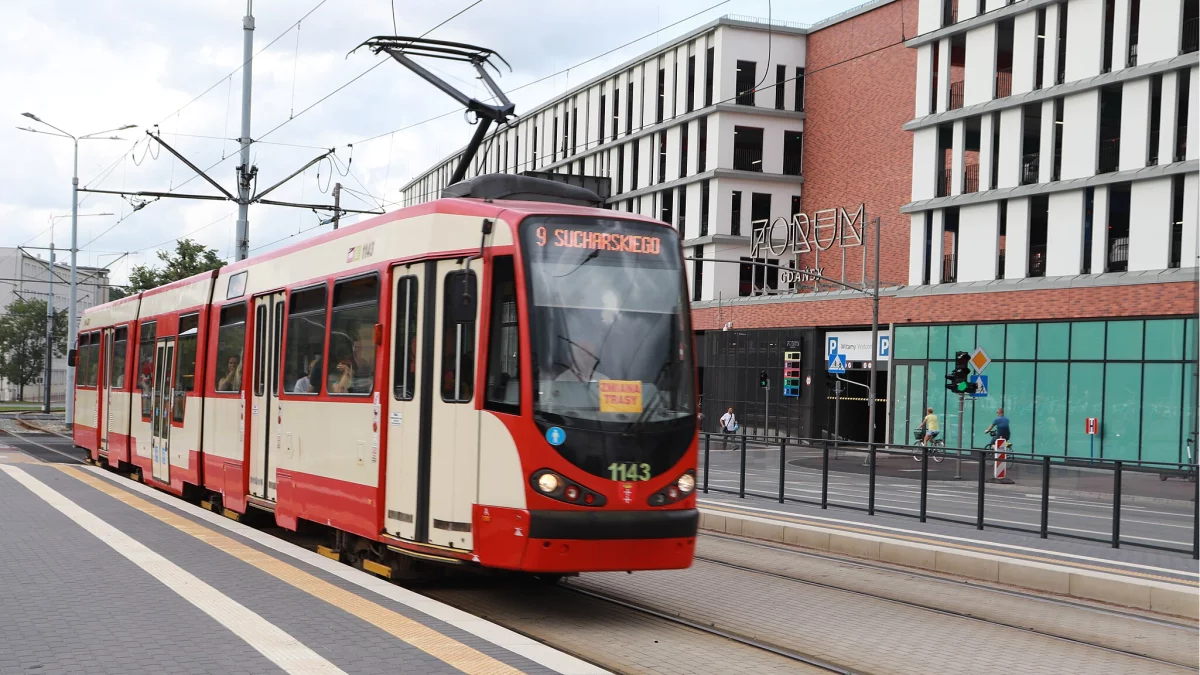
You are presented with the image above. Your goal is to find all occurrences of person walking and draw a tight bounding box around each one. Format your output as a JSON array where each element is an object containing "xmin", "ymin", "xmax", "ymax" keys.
[{"xmin": 719, "ymin": 407, "xmax": 738, "ymax": 449}]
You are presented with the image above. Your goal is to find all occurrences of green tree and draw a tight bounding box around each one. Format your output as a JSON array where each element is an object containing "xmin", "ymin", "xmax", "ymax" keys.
[
  {"xmin": 0, "ymin": 298, "xmax": 68, "ymax": 401},
  {"xmin": 127, "ymin": 239, "xmax": 224, "ymax": 293}
]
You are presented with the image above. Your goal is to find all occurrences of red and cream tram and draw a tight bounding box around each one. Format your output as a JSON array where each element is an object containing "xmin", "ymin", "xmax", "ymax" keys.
[{"xmin": 73, "ymin": 176, "xmax": 699, "ymax": 574}]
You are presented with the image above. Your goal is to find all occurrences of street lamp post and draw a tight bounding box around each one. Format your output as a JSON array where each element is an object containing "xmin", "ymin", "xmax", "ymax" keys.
[{"xmin": 18, "ymin": 114, "xmax": 135, "ymax": 426}]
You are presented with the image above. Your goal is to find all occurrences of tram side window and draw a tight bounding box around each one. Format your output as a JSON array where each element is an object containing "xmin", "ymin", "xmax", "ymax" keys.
[
  {"xmin": 253, "ymin": 304, "xmax": 267, "ymax": 397},
  {"xmin": 215, "ymin": 304, "xmax": 247, "ymax": 393},
  {"xmin": 392, "ymin": 276, "xmax": 418, "ymax": 401},
  {"xmin": 109, "ymin": 327, "xmax": 128, "ymax": 389},
  {"xmin": 76, "ymin": 334, "xmax": 92, "ymax": 387},
  {"xmin": 85, "ymin": 333, "xmax": 101, "ymax": 386},
  {"xmin": 441, "ymin": 270, "xmax": 477, "ymax": 403},
  {"xmin": 173, "ymin": 313, "xmax": 200, "ymax": 423},
  {"xmin": 138, "ymin": 321, "xmax": 157, "ymax": 418},
  {"xmin": 484, "ymin": 257, "xmax": 519, "ymax": 413},
  {"xmin": 327, "ymin": 275, "xmax": 379, "ymax": 395},
  {"xmin": 283, "ymin": 285, "xmax": 327, "ymax": 395}
]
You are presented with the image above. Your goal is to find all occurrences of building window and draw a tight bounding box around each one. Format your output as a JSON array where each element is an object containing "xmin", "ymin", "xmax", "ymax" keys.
[
  {"xmin": 750, "ymin": 193, "xmax": 771, "ymax": 242},
  {"xmin": 794, "ymin": 67, "xmax": 805, "ymax": 111},
  {"xmin": 942, "ymin": 207, "xmax": 959, "ymax": 283},
  {"xmin": 484, "ymin": 257, "xmax": 519, "ymax": 413},
  {"xmin": 172, "ymin": 313, "xmax": 199, "ymax": 422},
  {"xmin": 657, "ymin": 132, "xmax": 667, "ymax": 183},
  {"xmin": 612, "ymin": 86, "xmax": 620, "ymax": 141},
  {"xmin": 532, "ymin": 124, "xmax": 538, "ymax": 167},
  {"xmin": 1082, "ymin": 187, "xmax": 1095, "ymax": 274},
  {"xmin": 936, "ymin": 124, "xmax": 953, "ymax": 197},
  {"xmin": 949, "ymin": 34, "xmax": 966, "ymax": 110},
  {"xmin": 552, "ymin": 116, "xmax": 559, "ymax": 163},
  {"xmin": 1055, "ymin": 1, "xmax": 1069, "ymax": 85},
  {"xmin": 1175, "ymin": 71, "xmax": 1191, "ymax": 161},
  {"xmin": 942, "ymin": 0, "xmax": 958, "ymax": 26},
  {"xmin": 626, "ymin": 81, "xmax": 634, "ymax": 135},
  {"xmin": 656, "ymin": 67, "xmax": 666, "ymax": 123},
  {"xmin": 922, "ymin": 213, "xmax": 933, "ymax": 285},
  {"xmin": 631, "ymin": 138, "xmax": 640, "ymax": 190},
  {"xmin": 774, "ymin": 64, "xmax": 786, "ymax": 110},
  {"xmin": 1102, "ymin": 0, "xmax": 1116, "ymax": 73},
  {"xmin": 327, "ymin": 275, "xmax": 379, "ymax": 395},
  {"xmin": 1169, "ymin": 175, "xmax": 1185, "ymax": 268},
  {"xmin": 1028, "ymin": 195, "xmax": 1048, "ymax": 278},
  {"xmin": 687, "ymin": 55, "xmax": 696, "ymax": 113},
  {"xmin": 681, "ymin": 182, "xmax": 691, "ymax": 229},
  {"xmin": 705, "ymin": 47, "xmax": 715, "ymax": 106},
  {"xmin": 733, "ymin": 126, "xmax": 763, "ymax": 172},
  {"xmin": 736, "ymin": 60, "xmax": 756, "ymax": 106},
  {"xmin": 990, "ymin": 111, "xmax": 1001, "ymax": 190},
  {"xmin": 930, "ymin": 41, "xmax": 941, "ymax": 111},
  {"xmin": 964, "ymin": 117, "xmax": 981, "ymax": 193},
  {"xmin": 661, "ymin": 187, "xmax": 674, "ymax": 225},
  {"xmin": 731, "ymin": 191, "xmax": 742, "ymax": 236},
  {"xmin": 672, "ymin": 61, "xmax": 678, "ymax": 118},
  {"xmin": 283, "ymin": 285, "xmax": 327, "ymax": 396},
  {"xmin": 697, "ymin": 116, "xmax": 708, "ymax": 172},
  {"xmin": 1183, "ymin": 0, "xmax": 1198, "ymax": 53},
  {"xmin": 1106, "ymin": 183, "xmax": 1131, "ymax": 272},
  {"xmin": 997, "ymin": 200, "xmax": 1007, "ymax": 279},
  {"xmin": 441, "ymin": 271, "xmax": 476, "ymax": 403},
  {"xmin": 692, "ymin": 245, "xmax": 704, "ymax": 302},
  {"xmin": 110, "ymin": 326, "xmax": 128, "ymax": 389},
  {"xmin": 597, "ymin": 94, "xmax": 606, "ymax": 148},
  {"xmin": 616, "ymin": 144, "xmax": 625, "ymax": 193},
  {"xmin": 1127, "ymin": 0, "xmax": 1141, "ymax": 65},
  {"xmin": 1148, "ymin": 74, "xmax": 1163, "ymax": 165},
  {"xmin": 700, "ymin": 180, "xmax": 710, "ymax": 236},
  {"xmin": 1034, "ymin": 9, "xmax": 1047, "ymax": 89},
  {"xmin": 996, "ymin": 19, "xmax": 1014, "ymax": 98},
  {"xmin": 1021, "ymin": 103, "xmax": 1042, "ymax": 185},
  {"xmin": 392, "ymin": 276, "xmax": 418, "ymax": 401},
  {"xmin": 738, "ymin": 257, "xmax": 778, "ymax": 296},
  {"xmin": 783, "ymin": 131, "xmax": 803, "ymax": 176},
  {"xmin": 1097, "ymin": 85, "xmax": 1121, "ymax": 174},
  {"xmin": 1051, "ymin": 98, "xmax": 1065, "ymax": 180},
  {"xmin": 679, "ymin": 123, "xmax": 689, "ymax": 178}
]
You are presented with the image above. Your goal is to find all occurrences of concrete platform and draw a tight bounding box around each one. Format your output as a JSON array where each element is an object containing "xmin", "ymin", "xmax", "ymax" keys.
[
  {"xmin": 698, "ymin": 497, "xmax": 1200, "ymax": 620},
  {"xmin": 0, "ymin": 455, "xmax": 604, "ymax": 675}
]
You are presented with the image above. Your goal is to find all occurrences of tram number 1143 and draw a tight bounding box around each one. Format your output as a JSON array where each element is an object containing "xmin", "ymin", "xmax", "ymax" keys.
[{"xmin": 608, "ymin": 462, "xmax": 652, "ymax": 481}]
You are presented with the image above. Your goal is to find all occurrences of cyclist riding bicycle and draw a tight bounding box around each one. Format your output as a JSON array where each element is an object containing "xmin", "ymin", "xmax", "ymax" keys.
[
  {"xmin": 984, "ymin": 407, "xmax": 1011, "ymax": 444},
  {"xmin": 915, "ymin": 407, "xmax": 939, "ymax": 446}
]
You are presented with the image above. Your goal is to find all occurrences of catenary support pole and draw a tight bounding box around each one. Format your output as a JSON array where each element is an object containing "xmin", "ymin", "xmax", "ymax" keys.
[
  {"xmin": 331, "ymin": 183, "xmax": 342, "ymax": 229},
  {"xmin": 954, "ymin": 393, "xmax": 965, "ymax": 479},
  {"xmin": 65, "ymin": 141, "xmax": 78, "ymax": 427},
  {"xmin": 44, "ymin": 244, "xmax": 55, "ymax": 414},
  {"xmin": 866, "ymin": 217, "xmax": 881, "ymax": 460},
  {"xmin": 234, "ymin": 0, "xmax": 255, "ymax": 260}
]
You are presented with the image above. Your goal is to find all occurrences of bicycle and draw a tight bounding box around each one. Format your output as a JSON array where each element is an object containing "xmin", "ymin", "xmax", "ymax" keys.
[
  {"xmin": 980, "ymin": 429, "xmax": 1014, "ymax": 453},
  {"xmin": 1159, "ymin": 434, "xmax": 1197, "ymax": 483},
  {"xmin": 912, "ymin": 428, "xmax": 945, "ymax": 463}
]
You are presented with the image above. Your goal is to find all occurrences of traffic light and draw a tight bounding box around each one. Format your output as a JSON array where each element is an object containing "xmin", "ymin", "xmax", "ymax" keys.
[
  {"xmin": 782, "ymin": 351, "xmax": 801, "ymax": 398},
  {"xmin": 759, "ymin": 371, "xmax": 770, "ymax": 388},
  {"xmin": 945, "ymin": 351, "xmax": 979, "ymax": 394}
]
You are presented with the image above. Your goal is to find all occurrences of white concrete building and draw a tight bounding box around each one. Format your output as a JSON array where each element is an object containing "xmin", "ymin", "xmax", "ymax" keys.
[
  {"xmin": 401, "ymin": 15, "xmax": 812, "ymax": 302},
  {"xmin": 0, "ymin": 247, "xmax": 110, "ymax": 402},
  {"xmin": 904, "ymin": 0, "xmax": 1199, "ymax": 285}
]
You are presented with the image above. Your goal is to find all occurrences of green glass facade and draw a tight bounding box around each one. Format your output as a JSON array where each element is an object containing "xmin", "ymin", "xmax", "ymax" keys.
[{"xmin": 890, "ymin": 318, "xmax": 1198, "ymax": 464}]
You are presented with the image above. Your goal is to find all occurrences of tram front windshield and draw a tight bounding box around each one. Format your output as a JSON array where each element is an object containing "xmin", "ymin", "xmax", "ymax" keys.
[{"xmin": 520, "ymin": 216, "xmax": 695, "ymax": 481}]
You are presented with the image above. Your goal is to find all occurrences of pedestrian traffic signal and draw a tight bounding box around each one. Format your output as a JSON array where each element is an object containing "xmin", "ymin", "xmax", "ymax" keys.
[
  {"xmin": 759, "ymin": 370, "xmax": 770, "ymax": 388},
  {"xmin": 945, "ymin": 351, "xmax": 978, "ymax": 394}
]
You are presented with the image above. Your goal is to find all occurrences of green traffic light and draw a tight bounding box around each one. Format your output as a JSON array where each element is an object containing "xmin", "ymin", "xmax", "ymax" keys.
[{"xmin": 956, "ymin": 382, "xmax": 968, "ymax": 392}]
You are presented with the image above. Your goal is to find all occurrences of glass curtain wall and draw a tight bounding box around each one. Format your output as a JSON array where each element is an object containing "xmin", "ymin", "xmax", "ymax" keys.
[{"xmin": 891, "ymin": 318, "xmax": 1197, "ymax": 463}]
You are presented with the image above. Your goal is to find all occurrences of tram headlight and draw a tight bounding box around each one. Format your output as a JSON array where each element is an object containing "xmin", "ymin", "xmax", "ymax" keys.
[
  {"xmin": 537, "ymin": 472, "xmax": 561, "ymax": 494},
  {"xmin": 677, "ymin": 473, "xmax": 696, "ymax": 494}
]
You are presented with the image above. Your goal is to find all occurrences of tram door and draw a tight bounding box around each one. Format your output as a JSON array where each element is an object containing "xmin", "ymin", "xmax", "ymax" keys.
[
  {"xmin": 248, "ymin": 291, "xmax": 286, "ymax": 501},
  {"xmin": 99, "ymin": 330, "xmax": 113, "ymax": 453},
  {"xmin": 150, "ymin": 337, "xmax": 176, "ymax": 484}
]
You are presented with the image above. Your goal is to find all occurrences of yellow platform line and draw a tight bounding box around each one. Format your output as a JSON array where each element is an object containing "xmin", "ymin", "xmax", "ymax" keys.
[
  {"xmin": 59, "ymin": 466, "xmax": 526, "ymax": 675},
  {"xmin": 701, "ymin": 502, "xmax": 1199, "ymax": 586}
]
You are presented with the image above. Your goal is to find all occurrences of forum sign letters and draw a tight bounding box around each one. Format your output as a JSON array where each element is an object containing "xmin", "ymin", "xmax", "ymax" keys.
[{"xmin": 749, "ymin": 203, "xmax": 866, "ymax": 287}]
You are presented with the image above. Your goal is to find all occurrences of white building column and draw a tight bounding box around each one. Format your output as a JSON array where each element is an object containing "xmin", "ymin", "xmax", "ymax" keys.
[
  {"xmin": 937, "ymin": 37, "xmax": 952, "ymax": 113},
  {"xmin": 1158, "ymin": 70, "xmax": 1179, "ymax": 165},
  {"xmin": 951, "ymin": 120, "xmax": 966, "ymax": 194},
  {"xmin": 909, "ymin": 212, "xmax": 928, "ymax": 284},
  {"xmin": 998, "ymin": 108, "xmax": 1023, "ymax": 188},
  {"xmin": 1011, "ymin": 11, "xmax": 1037, "ymax": 95},
  {"xmin": 1128, "ymin": 176, "xmax": 1173, "ymax": 271},
  {"xmin": 1062, "ymin": 90, "xmax": 1100, "ymax": 180},
  {"xmin": 979, "ymin": 113, "xmax": 995, "ymax": 191},
  {"xmin": 1064, "ymin": 0, "xmax": 1103, "ymax": 82},
  {"xmin": 1119, "ymin": 77, "xmax": 1150, "ymax": 171},
  {"xmin": 1038, "ymin": 99, "xmax": 1057, "ymax": 182},
  {"xmin": 1047, "ymin": 189, "xmax": 1085, "ymax": 276},
  {"xmin": 1183, "ymin": 174, "xmax": 1199, "ymax": 269},
  {"xmin": 958, "ymin": 202, "xmax": 1000, "ymax": 281},
  {"xmin": 1006, "ymin": 197, "xmax": 1031, "ymax": 279},
  {"xmin": 964, "ymin": 24, "xmax": 997, "ymax": 106}
]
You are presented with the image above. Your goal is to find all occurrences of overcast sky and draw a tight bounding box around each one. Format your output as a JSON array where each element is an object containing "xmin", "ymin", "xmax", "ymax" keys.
[{"xmin": 1, "ymin": 0, "xmax": 864, "ymax": 285}]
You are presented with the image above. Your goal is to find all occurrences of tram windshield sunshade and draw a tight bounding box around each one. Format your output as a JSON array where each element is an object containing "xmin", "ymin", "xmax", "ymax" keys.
[{"xmin": 357, "ymin": 36, "xmax": 516, "ymax": 187}]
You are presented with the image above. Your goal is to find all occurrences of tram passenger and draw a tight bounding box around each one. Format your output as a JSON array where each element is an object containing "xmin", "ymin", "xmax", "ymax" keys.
[
  {"xmin": 217, "ymin": 356, "xmax": 241, "ymax": 391},
  {"xmin": 330, "ymin": 325, "xmax": 375, "ymax": 394},
  {"xmin": 293, "ymin": 356, "xmax": 321, "ymax": 393}
]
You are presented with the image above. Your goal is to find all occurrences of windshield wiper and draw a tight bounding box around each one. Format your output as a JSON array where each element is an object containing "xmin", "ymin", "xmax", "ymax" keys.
[{"xmin": 553, "ymin": 249, "xmax": 599, "ymax": 279}]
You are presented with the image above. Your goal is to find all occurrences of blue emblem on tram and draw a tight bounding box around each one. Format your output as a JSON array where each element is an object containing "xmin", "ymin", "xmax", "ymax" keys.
[{"xmin": 545, "ymin": 427, "xmax": 566, "ymax": 446}]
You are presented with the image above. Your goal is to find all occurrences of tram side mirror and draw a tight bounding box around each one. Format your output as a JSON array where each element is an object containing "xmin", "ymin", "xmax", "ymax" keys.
[
  {"xmin": 67, "ymin": 349, "xmax": 78, "ymax": 367},
  {"xmin": 449, "ymin": 272, "xmax": 477, "ymax": 323}
]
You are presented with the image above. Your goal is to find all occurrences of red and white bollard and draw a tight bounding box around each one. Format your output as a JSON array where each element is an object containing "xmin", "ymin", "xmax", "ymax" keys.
[{"xmin": 993, "ymin": 438, "xmax": 1008, "ymax": 481}]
